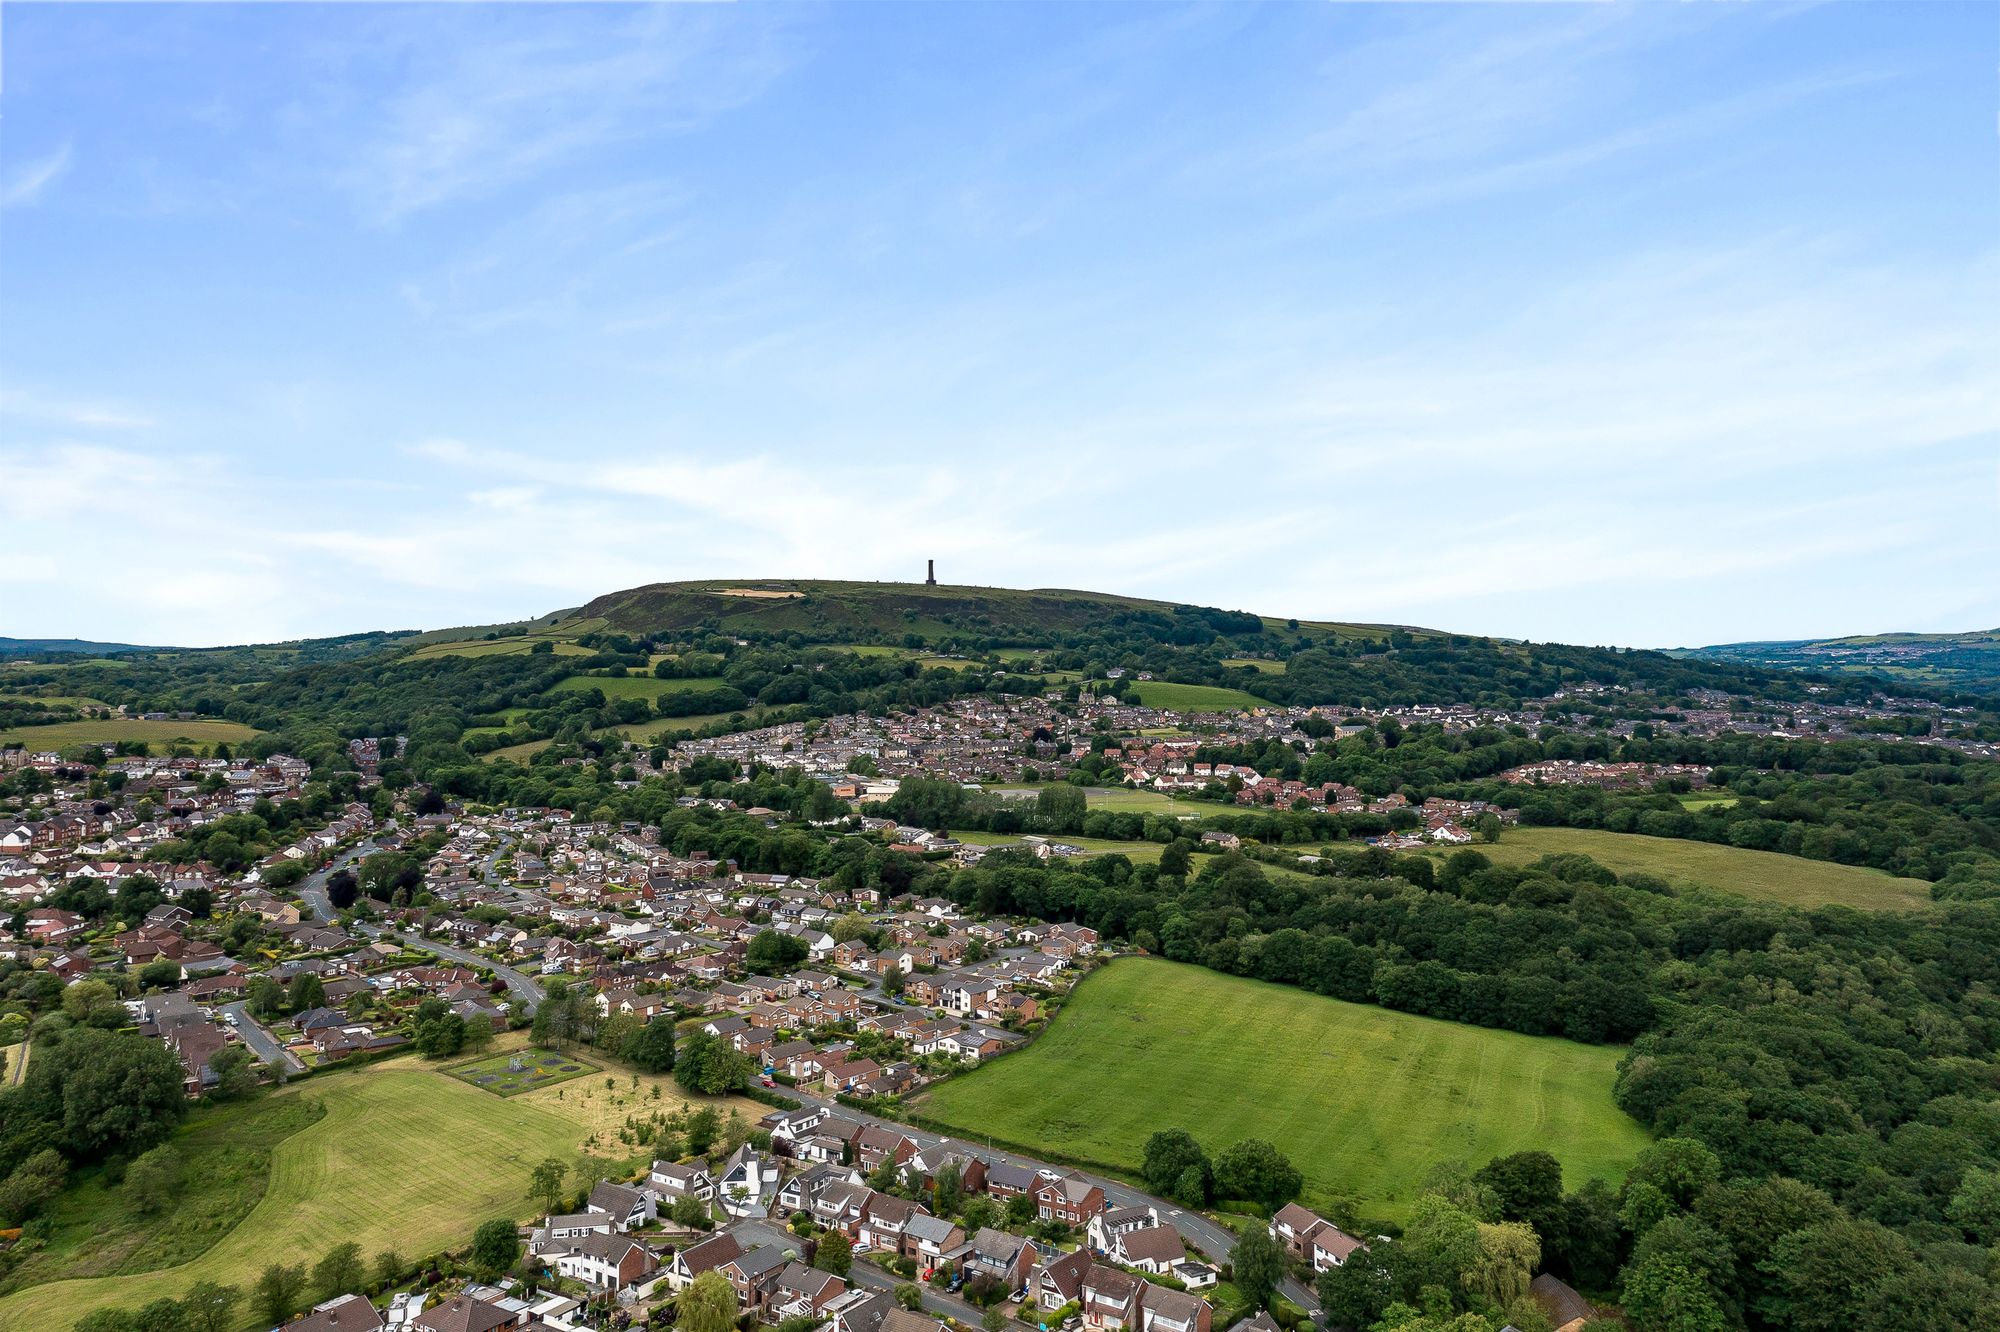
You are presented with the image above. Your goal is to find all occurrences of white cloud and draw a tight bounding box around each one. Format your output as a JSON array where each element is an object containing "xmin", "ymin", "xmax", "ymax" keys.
[{"xmin": 1, "ymin": 141, "xmax": 72, "ymax": 208}]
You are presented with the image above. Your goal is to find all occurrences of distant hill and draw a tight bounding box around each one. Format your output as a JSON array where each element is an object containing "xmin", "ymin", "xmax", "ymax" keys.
[
  {"xmin": 0, "ymin": 636, "xmax": 159, "ymax": 657},
  {"xmin": 1671, "ymin": 629, "xmax": 2000, "ymax": 694},
  {"xmin": 571, "ymin": 578, "xmax": 1425, "ymax": 643}
]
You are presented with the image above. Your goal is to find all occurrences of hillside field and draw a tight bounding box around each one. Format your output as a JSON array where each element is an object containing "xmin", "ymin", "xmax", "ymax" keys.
[
  {"xmin": 917, "ymin": 958, "xmax": 1649, "ymax": 1225},
  {"xmin": 1471, "ymin": 826, "xmax": 1932, "ymax": 911},
  {"xmin": 0, "ymin": 1051, "xmax": 759, "ymax": 1331},
  {"xmin": 549, "ymin": 673, "xmax": 728, "ymax": 700},
  {"xmin": 1126, "ymin": 681, "xmax": 1272, "ymax": 711},
  {"xmin": 0, "ymin": 718, "xmax": 262, "ymax": 755}
]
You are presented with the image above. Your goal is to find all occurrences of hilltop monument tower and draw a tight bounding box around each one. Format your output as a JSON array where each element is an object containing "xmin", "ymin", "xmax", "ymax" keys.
[{"xmin": 926, "ymin": 559, "xmax": 936, "ymax": 585}]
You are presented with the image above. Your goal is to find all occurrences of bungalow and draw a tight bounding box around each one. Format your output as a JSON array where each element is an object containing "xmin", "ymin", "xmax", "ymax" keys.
[
  {"xmin": 413, "ymin": 1295, "xmax": 522, "ymax": 1332},
  {"xmin": 286, "ymin": 1293, "xmax": 385, "ymax": 1332}
]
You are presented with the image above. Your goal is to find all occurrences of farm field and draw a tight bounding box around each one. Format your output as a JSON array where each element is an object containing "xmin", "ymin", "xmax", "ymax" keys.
[
  {"xmin": 549, "ymin": 673, "xmax": 728, "ymax": 700},
  {"xmin": 0, "ymin": 1051, "xmax": 759, "ymax": 1331},
  {"xmin": 0, "ymin": 718, "xmax": 262, "ymax": 755},
  {"xmin": 1126, "ymin": 681, "xmax": 1271, "ymax": 711},
  {"xmin": 917, "ymin": 958, "xmax": 1649, "ymax": 1225},
  {"xmin": 954, "ymin": 829, "xmax": 1165, "ymax": 863},
  {"xmin": 480, "ymin": 708, "xmax": 769, "ymax": 763},
  {"xmin": 1221, "ymin": 657, "xmax": 1285, "ymax": 674},
  {"xmin": 406, "ymin": 636, "xmax": 591, "ymax": 660},
  {"xmin": 1471, "ymin": 826, "xmax": 1931, "ymax": 911}
]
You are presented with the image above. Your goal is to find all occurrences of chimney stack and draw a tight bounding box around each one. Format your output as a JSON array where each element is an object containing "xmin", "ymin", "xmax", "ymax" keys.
[{"xmin": 926, "ymin": 559, "xmax": 937, "ymax": 586}]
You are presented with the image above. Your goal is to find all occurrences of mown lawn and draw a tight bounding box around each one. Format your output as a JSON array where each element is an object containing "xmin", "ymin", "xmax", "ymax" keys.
[
  {"xmin": 1126, "ymin": 682, "xmax": 1271, "ymax": 711},
  {"xmin": 0, "ymin": 718, "xmax": 262, "ymax": 755},
  {"xmin": 917, "ymin": 958, "xmax": 1649, "ymax": 1226},
  {"xmin": 1471, "ymin": 826, "xmax": 1932, "ymax": 911}
]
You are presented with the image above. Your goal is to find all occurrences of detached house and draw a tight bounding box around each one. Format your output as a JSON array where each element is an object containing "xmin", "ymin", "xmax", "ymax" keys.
[{"xmin": 1033, "ymin": 1171, "xmax": 1107, "ymax": 1226}]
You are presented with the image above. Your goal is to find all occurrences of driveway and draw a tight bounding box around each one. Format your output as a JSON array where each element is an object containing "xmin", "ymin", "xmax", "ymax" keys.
[{"xmin": 220, "ymin": 1000, "xmax": 305, "ymax": 1073}]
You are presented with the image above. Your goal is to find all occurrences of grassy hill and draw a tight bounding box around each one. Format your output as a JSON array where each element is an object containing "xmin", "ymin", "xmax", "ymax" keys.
[
  {"xmin": 571, "ymin": 578, "xmax": 1421, "ymax": 644},
  {"xmin": 916, "ymin": 957, "xmax": 1649, "ymax": 1226},
  {"xmin": 1674, "ymin": 627, "xmax": 2000, "ymax": 693},
  {"xmin": 1462, "ymin": 826, "xmax": 1935, "ymax": 912}
]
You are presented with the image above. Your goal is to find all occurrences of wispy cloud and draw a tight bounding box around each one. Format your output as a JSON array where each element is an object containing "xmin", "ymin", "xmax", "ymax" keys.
[
  {"xmin": 0, "ymin": 385, "xmax": 153, "ymax": 431},
  {"xmin": 334, "ymin": 8, "xmax": 797, "ymax": 223},
  {"xmin": 1, "ymin": 140, "xmax": 73, "ymax": 208}
]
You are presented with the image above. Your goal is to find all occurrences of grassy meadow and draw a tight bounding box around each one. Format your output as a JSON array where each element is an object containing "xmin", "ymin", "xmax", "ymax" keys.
[
  {"xmin": 0, "ymin": 1049, "xmax": 759, "ymax": 1331},
  {"xmin": 0, "ymin": 718, "xmax": 262, "ymax": 755},
  {"xmin": 1126, "ymin": 681, "xmax": 1272, "ymax": 711},
  {"xmin": 549, "ymin": 673, "xmax": 728, "ymax": 700},
  {"xmin": 917, "ymin": 958, "xmax": 1649, "ymax": 1226},
  {"xmin": 1471, "ymin": 826, "xmax": 1932, "ymax": 911}
]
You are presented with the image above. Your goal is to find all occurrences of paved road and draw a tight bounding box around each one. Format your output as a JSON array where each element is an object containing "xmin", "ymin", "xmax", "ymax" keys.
[
  {"xmin": 220, "ymin": 1000, "xmax": 305, "ymax": 1073},
  {"xmin": 850, "ymin": 1255, "xmax": 988, "ymax": 1325},
  {"xmin": 783, "ymin": 1088, "xmax": 1319, "ymax": 1314},
  {"xmin": 298, "ymin": 841, "xmax": 380, "ymax": 922},
  {"xmin": 365, "ymin": 924, "xmax": 548, "ymax": 1013}
]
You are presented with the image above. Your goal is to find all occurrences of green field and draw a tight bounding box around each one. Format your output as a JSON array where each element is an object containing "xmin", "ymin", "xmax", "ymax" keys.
[
  {"xmin": 1221, "ymin": 657, "xmax": 1285, "ymax": 674},
  {"xmin": 481, "ymin": 707, "xmax": 769, "ymax": 763},
  {"xmin": 954, "ymin": 830, "xmax": 1166, "ymax": 863},
  {"xmin": 1127, "ymin": 682, "xmax": 1272, "ymax": 711},
  {"xmin": 0, "ymin": 1064, "xmax": 584, "ymax": 1330},
  {"xmin": 549, "ymin": 673, "xmax": 728, "ymax": 700},
  {"xmin": 917, "ymin": 958, "xmax": 1649, "ymax": 1225},
  {"xmin": 0, "ymin": 1050, "xmax": 760, "ymax": 1331},
  {"xmin": 1472, "ymin": 826, "xmax": 1932, "ymax": 911},
  {"xmin": 989, "ymin": 786, "xmax": 1196, "ymax": 815},
  {"xmin": 407, "ymin": 636, "xmax": 592, "ymax": 660},
  {"xmin": 0, "ymin": 718, "xmax": 263, "ymax": 755}
]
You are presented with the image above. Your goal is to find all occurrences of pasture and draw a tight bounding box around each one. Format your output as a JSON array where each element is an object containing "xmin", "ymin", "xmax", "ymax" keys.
[
  {"xmin": 0, "ymin": 718, "xmax": 262, "ymax": 755},
  {"xmin": 0, "ymin": 1052, "xmax": 761, "ymax": 1331},
  {"xmin": 407, "ymin": 636, "xmax": 591, "ymax": 660},
  {"xmin": 1221, "ymin": 657, "xmax": 1285, "ymax": 674},
  {"xmin": 954, "ymin": 830, "xmax": 1166, "ymax": 864},
  {"xmin": 549, "ymin": 673, "xmax": 728, "ymax": 701},
  {"xmin": 1126, "ymin": 682, "xmax": 1271, "ymax": 711},
  {"xmin": 989, "ymin": 786, "xmax": 1195, "ymax": 815},
  {"xmin": 1470, "ymin": 826, "xmax": 1932, "ymax": 911},
  {"xmin": 917, "ymin": 958, "xmax": 1649, "ymax": 1226}
]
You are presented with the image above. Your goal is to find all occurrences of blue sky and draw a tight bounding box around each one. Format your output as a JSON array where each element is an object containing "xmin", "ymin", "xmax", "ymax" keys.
[{"xmin": 2, "ymin": 2, "xmax": 1994, "ymax": 648}]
